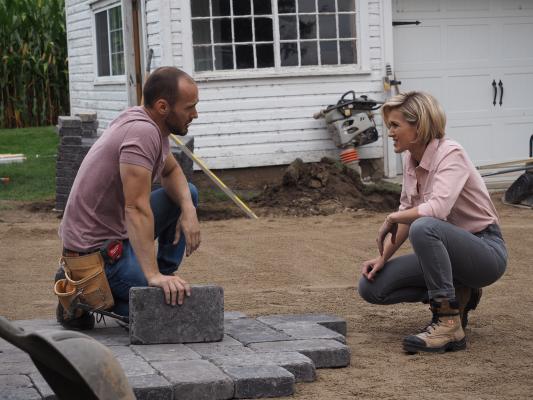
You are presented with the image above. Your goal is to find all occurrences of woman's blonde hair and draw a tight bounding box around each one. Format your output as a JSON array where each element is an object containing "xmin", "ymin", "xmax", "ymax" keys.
[{"xmin": 381, "ymin": 91, "xmax": 446, "ymax": 144}]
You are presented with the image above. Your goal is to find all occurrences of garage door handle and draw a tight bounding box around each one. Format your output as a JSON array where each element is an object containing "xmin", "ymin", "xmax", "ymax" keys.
[
  {"xmin": 492, "ymin": 80, "xmax": 497, "ymax": 106},
  {"xmin": 498, "ymin": 80, "xmax": 503, "ymax": 106}
]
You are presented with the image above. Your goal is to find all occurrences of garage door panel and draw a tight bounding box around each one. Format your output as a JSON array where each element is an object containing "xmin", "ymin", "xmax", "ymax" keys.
[
  {"xmin": 446, "ymin": 0, "xmax": 490, "ymax": 13},
  {"xmin": 394, "ymin": 25, "xmax": 441, "ymax": 69},
  {"xmin": 445, "ymin": 74, "xmax": 494, "ymax": 115},
  {"xmin": 446, "ymin": 122, "xmax": 495, "ymax": 165},
  {"xmin": 400, "ymin": 76, "xmax": 444, "ymax": 99},
  {"xmin": 502, "ymin": 22, "xmax": 533, "ymax": 61},
  {"xmin": 447, "ymin": 24, "xmax": 491, "ymax": 64},
  {"xmin": 495, "ymin": 120, "xmax": 533, "ymax": 159},
  {"xmin": 499, "ymin": 70, "xmax": 533, "ymax": 113},
  {"xmin": 395, "ymin": 0, "xmax": 440, "ymax": 14}
]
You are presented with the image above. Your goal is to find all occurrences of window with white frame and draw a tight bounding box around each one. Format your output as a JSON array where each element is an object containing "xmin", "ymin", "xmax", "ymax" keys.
[
  {"xmin": 95, "ymin": 5, "xmax": 125, "ymax": 76},
  {"xmin": 191, "ymin": 0, "xmax": 358, "ymax": 72}
]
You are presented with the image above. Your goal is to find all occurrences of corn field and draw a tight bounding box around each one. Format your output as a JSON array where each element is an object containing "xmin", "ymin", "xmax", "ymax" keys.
[{"xmin": 0, "ymin": 0, "xmax": 69, "ymax": 128}]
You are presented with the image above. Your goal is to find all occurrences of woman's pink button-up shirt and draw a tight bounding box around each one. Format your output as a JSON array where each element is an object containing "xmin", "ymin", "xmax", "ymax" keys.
[{"xmin": 399, "ymin": 138, "xmax": 499, "ymax": 233}]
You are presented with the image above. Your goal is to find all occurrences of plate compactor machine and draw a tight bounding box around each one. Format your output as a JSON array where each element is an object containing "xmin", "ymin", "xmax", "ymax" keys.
[{"xmin": 314, "ymin": 91, "xmax": 382, "ymax": 176}]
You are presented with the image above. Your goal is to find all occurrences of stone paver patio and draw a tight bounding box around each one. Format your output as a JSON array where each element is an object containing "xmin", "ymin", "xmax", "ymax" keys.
[{"xmin": 0, "ymin": 312, "xmax": 350, "ymax": 399}]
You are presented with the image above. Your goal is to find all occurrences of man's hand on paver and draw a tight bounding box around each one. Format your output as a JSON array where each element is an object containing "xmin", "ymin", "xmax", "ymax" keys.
[{"xmin": 148, "ymin": 273, "xmax": 191, "ymax": 305}]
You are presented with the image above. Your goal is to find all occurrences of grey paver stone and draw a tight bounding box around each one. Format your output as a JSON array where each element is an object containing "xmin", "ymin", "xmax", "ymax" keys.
[
  {"xmin": 76, "ymin": 112, "xmax": 97, "ymax": 122},
  {"xmin": 249, "ymin": 339, "xmax": 351, "ymax": 368},
  {"xmin": 129, "ymin": 374, "xmax": 173, "ymax": 400},
  {"xmin": 57, "ymin": 116, "xmax": 81, "ymax": 128},
  {"xmin": 1, "ymin": 361, "xmax": 39, "ymax": 375},
  {"xmin": 257, "ymin": 314, "xmax": 347, "ymax": 336},
  {"xmin": 224, "ymin": 318, "xmax": 291, "ymax": 345},
  {"xmin": 0, "ymin": 375, "xmax": 41, "ymax": 399},
  {"xmin": 116, "ymin": 354, "xmax": 156, "ymax": 377},
  {"xmin": 275, "ymin": 322, "xmax": 346, "ymax": 343},
  {"xmin": 186, "ymin": 339, "xmax": 254, "ymax": 358},
  {"xmin": 0, "ymin": 348, "xmax": 31, "ymax": 363},
  {"xmin": 132, "ymin": 343, "xmax": 201, "ymax": 362},
  {"xmin": 220, "ymin": 365, "xmax": 294, "ymax": 399},
  {"xmin": 85, "ymin": 326, "xmax": 130, "ymax": 346},
  {"xmin": 210, "ymin": 351, "xmax": 316, "ymax": 383},
  {"xmin": 224, "ymin": 311, "xmax": 247, "ymax": 320},
  {"xmin": 130, "ymin": 285, "xmax": 224, "ymax": 345},
  {"xmin": 151, "ymin": 360, "xmax": 233, "ymax": 400},
  {"xmin": 30, "ymin": 372, "xmax": 56, "ymax": 399}
]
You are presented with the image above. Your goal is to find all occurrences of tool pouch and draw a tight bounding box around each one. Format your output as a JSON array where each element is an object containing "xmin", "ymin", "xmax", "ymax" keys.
[{"xmin": 53, "ymin": 252, "xmax": 114, "ymax": 319}]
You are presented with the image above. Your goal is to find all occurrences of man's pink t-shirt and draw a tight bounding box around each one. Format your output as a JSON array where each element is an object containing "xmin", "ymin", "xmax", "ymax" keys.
[
  {"xmin": 399, "ymin": 138, "xmax": 499, "ymax": 233},
  {"xmin": 59, "ymin": 106, "xmax": 170, "ymax": 251}
]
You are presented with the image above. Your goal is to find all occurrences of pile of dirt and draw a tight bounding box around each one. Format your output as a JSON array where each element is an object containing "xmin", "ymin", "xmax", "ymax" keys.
[{"xmin": 249, "ymin": 158, "xmax": 400, "ymax": 217}]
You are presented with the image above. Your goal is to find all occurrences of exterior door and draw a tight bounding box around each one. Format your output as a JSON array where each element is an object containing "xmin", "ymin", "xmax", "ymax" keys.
[{"xmin": 393, "ymin": 0, "xmax": 533, "ymax": 166}]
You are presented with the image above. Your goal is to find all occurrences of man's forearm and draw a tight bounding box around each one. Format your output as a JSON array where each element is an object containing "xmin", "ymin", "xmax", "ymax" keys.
[
  {"xmin": 161, "ymin": 164, "xmax": 194, "ymax": 211},
  {"xmin": 124, "ymin": 205, "xmax": 159, "ymax": 281}
]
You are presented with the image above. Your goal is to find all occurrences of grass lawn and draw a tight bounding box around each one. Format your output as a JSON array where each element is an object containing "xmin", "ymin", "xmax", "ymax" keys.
[{"xmin": 0, "ymin": 126, "xmax": 58, "ymax": 201}]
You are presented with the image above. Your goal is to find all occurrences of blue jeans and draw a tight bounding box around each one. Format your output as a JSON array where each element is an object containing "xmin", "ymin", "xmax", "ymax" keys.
[{"xmin": 105, "ymin": 183, "xmax": 199, "ymax": 316}]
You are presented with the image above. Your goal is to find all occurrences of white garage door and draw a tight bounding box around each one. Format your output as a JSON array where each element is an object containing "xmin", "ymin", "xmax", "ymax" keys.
[{"xmin": 393, "ymin": 0, "xmax": 533, "ymax": 166}]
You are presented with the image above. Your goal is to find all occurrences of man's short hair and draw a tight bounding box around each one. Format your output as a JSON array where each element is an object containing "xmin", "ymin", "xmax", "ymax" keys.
[{"xmin": 143, "ymin": 67, "xmax": 194, "ymax": 107}]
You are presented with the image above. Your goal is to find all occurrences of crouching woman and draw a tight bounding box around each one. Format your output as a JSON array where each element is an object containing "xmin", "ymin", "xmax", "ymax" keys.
[{"xmin": 358, "ymin": 91, "xmax": 507, "ymax": 353}]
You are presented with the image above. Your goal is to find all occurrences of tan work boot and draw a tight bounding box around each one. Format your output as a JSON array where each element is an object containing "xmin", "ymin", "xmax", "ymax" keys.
[
  {"xmin": 456, "ymin": 287, "xmax": 483, "ymax": 328},
  {"xmin": 403, "ymin": 299, "xmax": 466, "ymax": 353}
]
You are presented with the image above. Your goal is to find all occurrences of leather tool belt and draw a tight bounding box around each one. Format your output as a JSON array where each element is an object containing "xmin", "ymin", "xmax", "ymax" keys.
[{"xmin": 54, "ymin": 251, "xmax": 115, "ymax": 319}]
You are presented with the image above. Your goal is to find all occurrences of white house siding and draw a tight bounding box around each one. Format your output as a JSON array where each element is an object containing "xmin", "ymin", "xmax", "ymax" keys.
[
  {"xmin": 66, "ymin": 0, "xmax": 129, "ymax": 130},
  {"xmin": 65, "ymin": 0, "xmax": 388, "ymax": 170},
  {"xmin": 166, "ymin": 0, "xmax": 387, "ymax": 169}
]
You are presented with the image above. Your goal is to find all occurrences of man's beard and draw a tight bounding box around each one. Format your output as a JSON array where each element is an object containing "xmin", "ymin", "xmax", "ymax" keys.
[{"xmin": 165, "ymin": 118, "xmax": 187, "ymax": 136}]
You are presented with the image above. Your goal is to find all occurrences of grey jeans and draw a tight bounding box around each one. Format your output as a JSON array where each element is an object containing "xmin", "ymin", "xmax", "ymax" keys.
[{"xmin": 358, "ymin": 217, "xmax": 507, "ymax": 304}]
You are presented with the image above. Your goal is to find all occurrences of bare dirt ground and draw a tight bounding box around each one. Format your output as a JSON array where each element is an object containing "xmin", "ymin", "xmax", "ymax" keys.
[{"xmin": 0, "ymin": 188, "xmax": 532, "ymax": 399}]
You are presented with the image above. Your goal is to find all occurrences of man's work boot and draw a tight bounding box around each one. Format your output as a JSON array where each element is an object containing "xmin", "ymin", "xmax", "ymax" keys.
[
  {"xmin": 403, "ymin": 299, "xmax": 466, "ymax": 354},
  {"xmin": 456, "ymin": 287, "xmax": 483, "ymax": 328},
  {"xmin": 54, "ymin": 267, "xmax": 95, "ymax": 331}
]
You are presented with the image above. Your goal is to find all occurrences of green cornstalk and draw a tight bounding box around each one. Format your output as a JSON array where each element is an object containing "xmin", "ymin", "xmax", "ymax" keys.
[{"xmin": 0, "ymin": 0, "xmax": 69, "ymax": 128}]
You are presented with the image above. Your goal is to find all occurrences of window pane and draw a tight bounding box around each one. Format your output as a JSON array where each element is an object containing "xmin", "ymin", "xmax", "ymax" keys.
[
  {"xmin": 278, "ymin": 0, "xmax": 296, "ymax": 13},
  {"xmin": 109, "ymin": 6, "xmax": 122, "ymax": 30},
  {"xmin": 213, "ymin": 18, "xmax": 232, "ymax": 43},
  {"xmin": 236, "ymin": 45, "xmax": 254, "ymax": 68},
  {"xmin": 213, "ymin": 0, "xmax": 231, "ymax": 16},
  {"xmin": 233, "ymin": 0, "xmax": 251, "ymax": 15},
  {"xmin": 194, "ymin": 46, "xmax": 213, "ymax": 71},
  {"xmin": 257, "ymin": 44, "xmax": 274, "ymax": 67},
  {"xmin": 192, "ymin": 19, "xmax": 211, "ymax": 44},
  {"xmin": 319, "ymin": 14, "xmax": 336, "ymax": 38},
  {"xmin": 111, "ymin": 52, "xmax": 124, "ymax": 75},
  {"xmin": 298, "ymin": 0, "xmax": 315, "ymax": 13},
  {"xmin": 320, "ymin": 40, "xmax": 337, "ymax": 64},
  {"xmin": 234, "ymin": 18, "xmax": 252, "ymax": 42},
  {"xmin": 95, "ymin": 11, "xmax": 110, "ymax": 76},
  {"xmin": 255, "ymin": 17, "xmax": 273, "ymax": 41},
  {"xmin": 318, "ymin": 0, "xmax": 335, "ymax": 12},
  {"xmin": 253, "ymin": 0, "xmax": 271, "ymax": 15},
  {"xmin": 280, "ymin": 42, "xmax": 298, "ymax": 66},
  {"xmin": 300, "ymin": 41, "xmax": 318, "ymax": 65},
  {"xmin": 338, "ymin": 0, "xmax": 355, "ymax": 12},
  {"xmin": 338, "ymin": 14, "xmax": 355, "ymax": 38},
  {"xmin": 299, "ymin": 15, "xmax": 316, "ymax": 39},
  {"xmin": 214, "ymin": 45, "xmax": 234, "ymax": 69},
  {"xmin": 110, "ymin": 30, "xmax": 123, "ymax": 53},
  {"xmin": 279, "ymin": 15, "xmax": 297, "ymax": 40},
  {"xmin": 191, "ymin": 0, "xmax": 210, "ymax": 17},
  {"xmin": 340, "ymin": 40, "xmax": 357, "ymax": 64}
]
